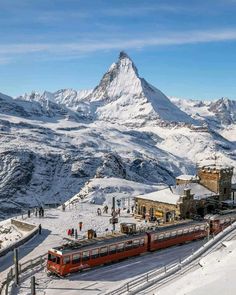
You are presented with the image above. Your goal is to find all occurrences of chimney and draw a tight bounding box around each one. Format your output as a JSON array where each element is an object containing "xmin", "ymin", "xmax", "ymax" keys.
[{"xmin": 184, "ymin": 188, "xmax": 191, "ymax": 198}]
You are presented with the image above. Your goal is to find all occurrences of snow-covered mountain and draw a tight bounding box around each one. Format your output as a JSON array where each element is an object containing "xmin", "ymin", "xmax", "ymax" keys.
[
  {"xmin": 170, "ymin": 96, "xmax": 236, "ymax": 128},
  {"xmin": 0, "ymin": 52, "xmax": 235, "ymax": 219},
  {"xmin": 84, "ymin": 51, "xmax": 194, "ymax": 126}
]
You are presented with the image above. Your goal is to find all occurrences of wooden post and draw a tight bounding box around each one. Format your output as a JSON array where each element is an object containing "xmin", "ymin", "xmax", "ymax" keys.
[
  {"xmin": 31, "ymin": 276, "xmax": 36, "ymax": 295},
  {"xmin": 14, "ymin": 248, "xmax": 19, "ymax": 285},
  {"xmin": 112, "ymin": 196, "xmax": 115, "ymax": 232}
]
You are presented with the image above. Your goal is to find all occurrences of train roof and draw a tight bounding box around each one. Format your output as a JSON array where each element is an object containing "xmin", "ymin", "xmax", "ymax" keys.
[
  {"xmin": 50, "ymin": 232, "xmax": 147, "ymax": 255},
  {"xmin": 147, "ymin": 220, "xmax": 206, "ymax": 234}
]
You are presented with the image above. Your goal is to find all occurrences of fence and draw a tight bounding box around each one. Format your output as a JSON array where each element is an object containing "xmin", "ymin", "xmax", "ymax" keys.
[
  {"xmin": 0, "ymin": 253, "xmax": 47, "ymax": 295},
  {"xmin": 106, "ymin": 221, "xmax": 236, "ymax": 295}
]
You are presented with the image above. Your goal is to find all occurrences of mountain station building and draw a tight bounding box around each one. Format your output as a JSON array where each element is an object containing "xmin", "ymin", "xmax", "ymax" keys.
[{"xmin": 135, "ymin": 165, "xmax": 234, "ymax": 222}]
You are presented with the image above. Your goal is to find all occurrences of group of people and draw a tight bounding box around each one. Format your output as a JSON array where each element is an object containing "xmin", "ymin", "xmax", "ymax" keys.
[
  {"xmin": 96, "ymin": 204, "xmax": 135, "ymax": 217},
  {"xmin": 27, "ymin": 206, "xmax": 45, "ymax": 218},
  {"xmin": 67, "ymin": 228, "xmax": 78, "ymax": 238},
  {"xmin": 67, "ymin": 222, "xmax": 83, "ymax": 238}
]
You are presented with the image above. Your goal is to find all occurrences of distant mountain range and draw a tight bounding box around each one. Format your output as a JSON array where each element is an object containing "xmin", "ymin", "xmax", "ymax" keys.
[{"xmin": 0, "ymin": 52, "xmax": 235, "ymax": 218}]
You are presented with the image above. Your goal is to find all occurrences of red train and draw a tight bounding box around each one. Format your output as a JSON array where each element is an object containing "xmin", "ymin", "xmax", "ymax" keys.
[{"xmin": 47, "ymin": 210, "xmax": 236, "ymax": 276}]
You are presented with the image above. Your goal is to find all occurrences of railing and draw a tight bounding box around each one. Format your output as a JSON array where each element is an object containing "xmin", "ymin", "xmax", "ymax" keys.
[
  {"xmin": 106, "ymin": 221, "xmax": 236, "ymax": 295},
  {"xmin": 0, "ymin": 253, "xmax": 47, "ymax": 295}
]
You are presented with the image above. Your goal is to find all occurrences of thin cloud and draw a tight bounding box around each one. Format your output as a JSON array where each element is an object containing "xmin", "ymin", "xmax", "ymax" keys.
[{"xmin": 1, "ymin": 28, "xmax": 236, "ymax": 62}]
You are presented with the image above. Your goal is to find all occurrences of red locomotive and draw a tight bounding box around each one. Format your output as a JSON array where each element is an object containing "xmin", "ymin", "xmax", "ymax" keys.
[{"xmin": 47, "ymin": 210, "xmax": 236, "ymax": 276}]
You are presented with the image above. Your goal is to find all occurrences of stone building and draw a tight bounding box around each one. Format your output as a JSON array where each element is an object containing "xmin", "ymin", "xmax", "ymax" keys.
[
  {"xmin": 135, "ymin": 183, "xmax": 217, "ymax": 221},
  {"xmin": 197, "ymin": 165, "xmax": 234, "ymax": 201}
]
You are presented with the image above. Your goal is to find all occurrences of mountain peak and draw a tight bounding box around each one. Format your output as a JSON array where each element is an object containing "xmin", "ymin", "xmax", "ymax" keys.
[
  {"xmin": 85, "ymin": 52, "xmax": 194, "ymax": 125},
  {"xmin": 119, "ymin": 51, "xmax": 130, "ymax": 60}
]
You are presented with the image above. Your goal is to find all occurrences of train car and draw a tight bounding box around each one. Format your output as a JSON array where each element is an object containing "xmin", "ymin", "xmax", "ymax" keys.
[
  {"xmin": 147, "ymin": 221, "xmax": 208, "ymax": 252},
  {"xmin": 47, "ymin": 232, "xmax": 148, "ymax": 276},
  {"xmin": 47, "ymin": 210, "xmax": 236, "ymax": 276},
  {"xmin": 206, "ymin": 210, "xmax": 236, "ymax": 235}
]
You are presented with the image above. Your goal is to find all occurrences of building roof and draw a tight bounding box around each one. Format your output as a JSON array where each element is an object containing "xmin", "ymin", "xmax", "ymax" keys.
[
  {"xmin": 199, "ymin": 164, "xmax": 234, "ymax": 171},
  {"xmin": 174, "ymin": 183, "xmax": 217, "ymax": 200},
  {"xmin": 136, "ymin": 183, "xmax": 216, "ymax": 205},
  {"xmin": 176, "ymin": 174, "xmax": 198, "ymax": 181},
  {"xmin": 136, "ymin": 187, "xmax": 180, "ymax": 205}
]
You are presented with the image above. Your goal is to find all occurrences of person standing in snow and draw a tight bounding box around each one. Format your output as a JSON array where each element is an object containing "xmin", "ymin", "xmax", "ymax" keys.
[
  {"xmin": 79, "ymin": 221, "xmax": 83, "ymax": 231},
  {"xmin": 97, "ymin": 208, "xmax": 101, "ymax": 216},
  {"xmin": 38, "ymin": 224, "xmax": 42, "ymax": 234},
  {"xmin": 75, "ymin": 229, "xmax": 78, "ymax": 239}
]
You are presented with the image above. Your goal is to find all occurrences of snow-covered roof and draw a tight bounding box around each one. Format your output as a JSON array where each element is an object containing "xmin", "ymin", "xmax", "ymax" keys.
[
  {"xmin": 136, "ymin": 183, "xmax": 216, "ymax": 204},
  {"xmin": 174, "ymin": 183, "xmax": 217, "ymax": 200},
  {"xmin": 176, "ymin": 174, "xmax": 198, "ymax": 181},
  {"xmin": 199, "ymin": 164, "xmax": 234, "ymax": 170},
  {"xmin": 136, "ymin": 187, "xmax": 180, "ymax": 205}
]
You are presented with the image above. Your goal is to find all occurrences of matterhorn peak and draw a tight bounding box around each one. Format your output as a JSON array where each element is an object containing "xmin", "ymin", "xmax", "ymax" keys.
[
  {"xmin": 85, "ymin": 52, "xmax": 194, "ymax": 126},
  {"xmin": 119, "ymin": 51, "xmax": 129, "ymax": 59}
]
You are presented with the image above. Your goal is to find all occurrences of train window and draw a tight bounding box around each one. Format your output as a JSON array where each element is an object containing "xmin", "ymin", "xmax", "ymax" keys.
[
  {"xmin": 183, "ymin": 228, "xmax": 188, "ymax": 234},
  {"xmin": 48, "ymin": 253, "xmax": 60, "ymax": 264},
  {"xmin": 177, "ymin": 230, "xmax": 183, "ymax": 235},
  {"xmin": 195, "ymin": 226, "xmax": 200, "ymax": 231},
  {"xmin": 158, "ymin": 234, "xmax": 164, "ymax": 240},
  {"xmin": 165, "ymin": 232, "xmax": 170, "ymax": 238},
  {"xmin": 63, "ymin": 256, "xmax": 70, "ymax": 265},
  {"xmin": 72, "ymin": 254, "xmax": 80, "ymax": 264},
  {"xmin": 140, "ymin": 239, "xmax": 145, "ymax": 246},
  {"xmin": 189, "ymin": 227, "xmax": 193, "ymax": 232},
  {"xmin": 117, "ymin": 243, "xmax": 124, "ymax": 252},
  {"xmin": 200, "ymin": 225, "xmax": 205, "ymax": 230},
  {"xmin": 109, "ymin": 245, "xmax": 116, "ymax": 255},
  {"xmin": 100, "ymin": 247, "xmax": 108, "ymax": 257},
  {"xmin": 171, "ymin": 231, "xmax": 176, "ymax": 237},
  {"xmin": 133, "ymin": 240, "xmax": 140, "ymax": 248},
  {"xmin": 91, "ymin": 249, "xmax": 99, "ymax": 259},
  {"xmin": 125, "ymin": 240, "xmax": 133, "ymax": 250},
  {"xmin": 82, "ymin": 251, "xmax": 90, "ymax": 261}
]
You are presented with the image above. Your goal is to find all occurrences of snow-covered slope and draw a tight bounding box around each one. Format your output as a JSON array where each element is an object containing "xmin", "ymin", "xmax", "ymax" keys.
[
  {"xmin": 0, "ymin": 52, "xmax": 235, "ymax": 218},
  {"xmin": 170, "ymin": 96, "xmax": 236, "ymax": 128}
]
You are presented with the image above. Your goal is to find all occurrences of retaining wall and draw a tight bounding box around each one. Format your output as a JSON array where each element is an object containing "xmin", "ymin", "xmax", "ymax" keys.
[{"xmin": 0, "ymin": 219, "xmax": 39, "ymax": 257}]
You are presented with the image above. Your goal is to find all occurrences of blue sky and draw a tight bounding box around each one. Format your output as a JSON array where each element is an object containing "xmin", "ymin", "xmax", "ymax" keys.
[{"xmin": 1, "ymin": 0, "xmax": 236, "ymax": 100}]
